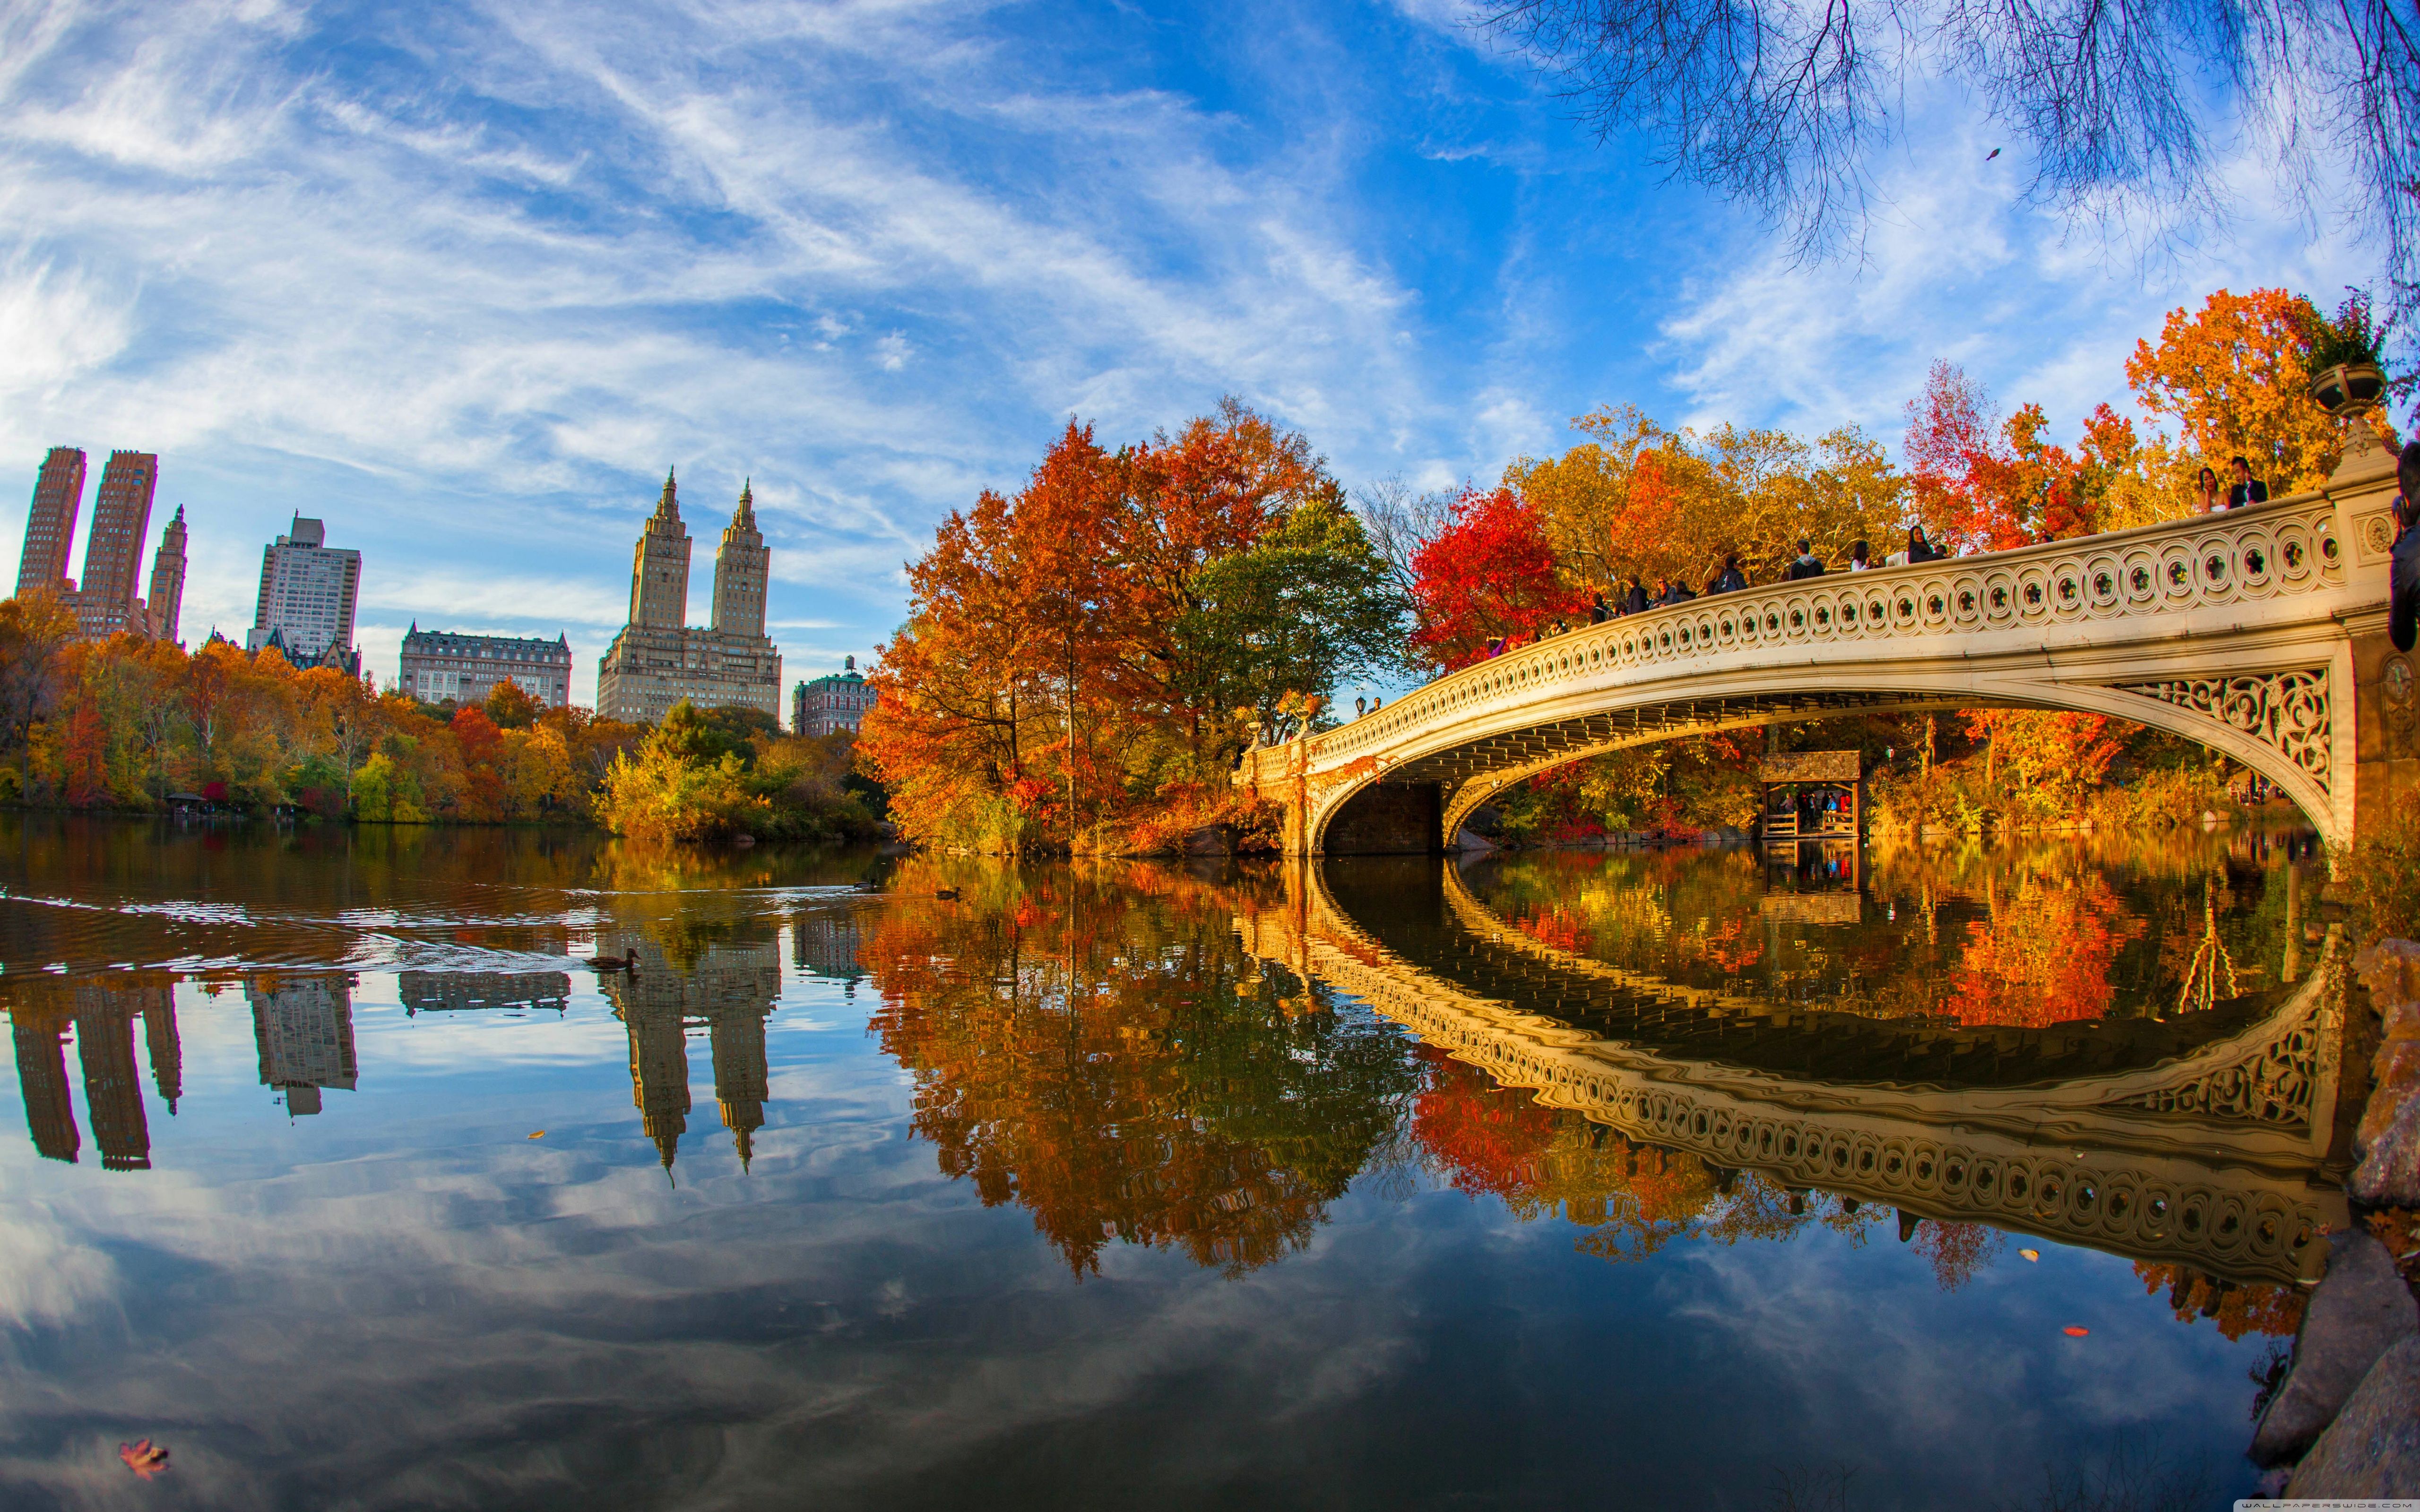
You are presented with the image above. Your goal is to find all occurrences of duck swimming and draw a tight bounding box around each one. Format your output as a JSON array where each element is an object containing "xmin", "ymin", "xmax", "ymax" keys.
[{"xmin": 584, "ymin": 946, "xmax": 639, "ymax": 972}]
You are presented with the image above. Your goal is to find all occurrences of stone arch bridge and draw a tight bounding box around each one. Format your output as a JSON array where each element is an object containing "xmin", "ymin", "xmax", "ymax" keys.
[
  {"xmin": 1238, "ymin": 438, "xmax": 2412, "ymax": 852},
  {"xmin": 1234, "ymin": 860, "xmax": 2356, "ymax": 1285}
]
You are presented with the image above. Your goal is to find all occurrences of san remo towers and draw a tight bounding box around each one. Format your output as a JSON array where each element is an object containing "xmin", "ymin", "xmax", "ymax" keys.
[{"xmin": 596, "ymin": 469, "xmax": 782, "ymax": 724}]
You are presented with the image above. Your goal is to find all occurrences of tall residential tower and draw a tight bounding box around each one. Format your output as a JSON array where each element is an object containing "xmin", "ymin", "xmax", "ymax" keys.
[
  {"xmin": 16, "ymin": 448, "xmax": 85, "ymax": 599},
  {"xmin": 596, "ymin": 471, "xmax": 780, "ymax": 723},
  {"xmin": 145, "ymin": 507, "xmax": 187, "ymax": 643},
  {"xmin": 13, "ymin": 447, "xmax": 192, "ymax": 644},
  {"xmin": 248, "ymin": 515, "xmax": 362, "ymax": 671}
]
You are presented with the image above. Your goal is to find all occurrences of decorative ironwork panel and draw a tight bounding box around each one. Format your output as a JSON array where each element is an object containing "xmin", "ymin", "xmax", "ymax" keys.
[
  {"xmin": 2112, "ymin": 669, "xmax": 2331, "ymax": 794},
  {"xmin": 2106, "ymin": 1006, "xmax": 2321, "ymax": 1126}
]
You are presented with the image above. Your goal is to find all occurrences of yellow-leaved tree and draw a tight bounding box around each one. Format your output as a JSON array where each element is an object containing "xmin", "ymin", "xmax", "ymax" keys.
[{"xmin": 2124, "ymin": 287, "xmax": 2377, "ymax": 499}]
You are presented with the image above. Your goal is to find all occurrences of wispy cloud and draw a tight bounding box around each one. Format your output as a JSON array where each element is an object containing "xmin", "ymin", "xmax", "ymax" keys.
[{"xmin": 0, "ymin": 0, "xmax": 2382, "ymax": 707}]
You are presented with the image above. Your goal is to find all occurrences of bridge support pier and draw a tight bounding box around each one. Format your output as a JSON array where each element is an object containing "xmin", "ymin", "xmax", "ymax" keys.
[{"xmin": 2347, "ymin": 609, "xmax": 2420, "ymax": 848}]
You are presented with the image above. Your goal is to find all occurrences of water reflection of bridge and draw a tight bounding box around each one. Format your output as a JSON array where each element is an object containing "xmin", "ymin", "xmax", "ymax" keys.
[{"xmin": 1236, "ymin": 861, "xmax": 2356, "ymax": 1285}]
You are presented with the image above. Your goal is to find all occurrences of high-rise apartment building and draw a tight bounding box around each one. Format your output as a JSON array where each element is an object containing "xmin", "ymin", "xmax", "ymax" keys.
[
  {"xmin": 73, "ymin": 451, "xmax": 158, "ymax": 640},
  {"xmin": 249, "ymin": 515, "xmax": 362, "ymax": 671},
  {"xmin": 13, "ymin": 447, "xmax": 190, "ymax": 644},
  {"xmin": 596, "ymin": 471, "xmax": 781, "ymax": 723},
  {"xmin": 630, "ymin": 469, "xmax": 689, "ymax": 630},
  {"xmin": 398, "ymin": 627, "xmax": 574, "ymax": 707},
  {"xmin": 16, "ymin": 447, "xmax": 86, "ymax": 599},
  {"xmin": 793, "ymin": 655, "xmax": 877, "ymax": 736},
  {"xmin": 145, "ymin": 506, "xmax": 187, "ymax": 643}
]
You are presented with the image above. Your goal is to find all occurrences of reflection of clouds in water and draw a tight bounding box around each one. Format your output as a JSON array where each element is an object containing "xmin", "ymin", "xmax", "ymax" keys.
[
  {"xmin": 1671, "ymin": 1227, "xmax": 2256, "ymax": 1487},
  {"xmin": 0, "ymin": 1202, "xmax": 117, "ymax": 1328}
]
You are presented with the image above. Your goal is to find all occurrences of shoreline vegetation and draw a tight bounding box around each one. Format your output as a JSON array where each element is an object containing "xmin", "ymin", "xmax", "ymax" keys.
[
  {"xmin": 861, "ymin": 286, "xmax": 2390, "ymax": 859},
  {"xmin": 0, "ymin": 592, "xmax": 884, "ymax": 843}
]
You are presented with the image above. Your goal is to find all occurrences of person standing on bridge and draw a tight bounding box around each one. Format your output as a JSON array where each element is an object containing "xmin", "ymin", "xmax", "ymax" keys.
[
  {"xmin": 1589, "ymin": 590, "xmax": 1610, "ymax": 624},
  {"xmin": 1848, "ymin": 540, "xmax": 1872, "ymax": 572},
  {"xmin": 2228, "ymin": 455, "xmax": 2270, "ymax": 509},
  {"xmin": 2195, "ymin": 465, "xmax": 2224, "ymax": 515},
  {"xmin": 1785, "ymin": 540, "xmax": 1826, "ymax": 579},
  {"xmin": 2391, "ymin": 443, "xmax": 2420, "ymax": 653},
  {"xmin": 1659, "ymin": 576, "xmax": 1697, "ymax": 606},
  {"xmin": 1621, "ymin": 575, "xmax": 1650, "ymax": 615},
  {"xmin": 1711, "ymin": 553, "xmax": 1748, "ymax": 593},
  {"xmin": 1905, "ymin": 525, "xmax": 1940, "ymax": 564}
]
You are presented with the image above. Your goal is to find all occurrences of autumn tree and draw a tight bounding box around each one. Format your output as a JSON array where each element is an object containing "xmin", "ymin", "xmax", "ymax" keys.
[
  {"xmin": 863, "ymin": 404, "xmax": 1382, "ymax": 852},
  {"xmin": 0, "ymin": 592, "xmax": 76, "ymax": 797},
  {"xmin": 1406, "ymin": 487, "xmax": 1590, "ymax": 670},
  {"xmin": 484, "ymin": 680, "xmax": 540, "ymax": 730},
  {"xmin": 1508, "ymin": 405, "xmax": 1908, "ymax": 590},
  {"xmin": 2124, "ymin": 287, "xmax": 2386, "ymax": 497}
]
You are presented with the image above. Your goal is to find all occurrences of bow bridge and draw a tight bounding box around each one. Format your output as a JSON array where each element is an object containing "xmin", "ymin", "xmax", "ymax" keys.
[
  {"xmin": 1241, "ymin": 437, "xmax": 2412, "ymax": 852},
  {"xmin": 1236, "ymin": 860, "xmax": 2355, "ymax": 1284}
]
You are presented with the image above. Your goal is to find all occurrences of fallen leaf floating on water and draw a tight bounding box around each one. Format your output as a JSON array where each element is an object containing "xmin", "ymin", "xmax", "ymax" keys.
[
  {"xmin": 2020, "ymin": 1249, "xmax": 2040, "ymax": 1262},
  {"xmin": 528, "ymin": 1131, "xmax": 546, "ymax": 1139},
  {"xmin": 118, "ymin": 1439, "xmax": 169, "ymax": 1478},
  {"xmin": 2062, "ymin": 1326, "xmax": 2090, "ymax": 1337}
]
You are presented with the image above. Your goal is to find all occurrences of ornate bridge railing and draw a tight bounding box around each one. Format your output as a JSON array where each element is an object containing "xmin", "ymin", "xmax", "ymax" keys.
[{"xmin": 1238, "ymin": 441, "xmax": 2408, "ymax": 852}]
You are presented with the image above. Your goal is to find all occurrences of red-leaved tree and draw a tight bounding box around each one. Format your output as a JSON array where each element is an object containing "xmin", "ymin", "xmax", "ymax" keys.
[{"xmin": 1407, "ymin": 487, "xmax": 1590, "ymax": 670}]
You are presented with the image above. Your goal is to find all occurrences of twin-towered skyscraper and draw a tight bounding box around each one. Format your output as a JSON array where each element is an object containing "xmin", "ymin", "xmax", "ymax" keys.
[
  {"xmin": 596, "ymin": 468, "xmax": 781, "ymax": 723},
  {"xmin": 15, "ymin": 447, "xmax": 188, "ymax": 643}
]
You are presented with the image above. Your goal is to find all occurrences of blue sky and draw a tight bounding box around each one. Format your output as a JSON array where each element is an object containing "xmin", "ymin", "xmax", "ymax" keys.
[{"xmin": 0, "ymin": 0, "xmax": 2377, "ymax": 704}]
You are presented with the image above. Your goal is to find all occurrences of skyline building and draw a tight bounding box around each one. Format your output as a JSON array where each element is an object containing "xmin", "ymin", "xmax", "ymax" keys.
[
  {"xmin": 793, "ymin": 654, "xmax": 877, "ymax": 736},
  {"xmin": 398, "ymin": 627, "xmax": 574, "ymax": 708},
  {"xmin": 17, "ymin": 447, "xmax": 86, "ymax": 599},
  {"xmin": 74, "ymin": 451, "xmax": 159, "ymax": 641},
  {"xmin": 145, "ymin": 507, "xmax": 188, "ymax": 644},
  {"xmin": 596, "ymin": 471, "xmax": 782, "ymax": 724},
  {"xmin": 248, "ymin": 515, "xmax": 362, "ymax": 673},
  {"xmin": 13, "ymin": 447, "xmax": 189, "ymax": 644}
]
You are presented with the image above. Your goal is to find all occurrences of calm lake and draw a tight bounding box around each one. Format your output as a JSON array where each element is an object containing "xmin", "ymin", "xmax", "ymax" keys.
[{"xmin": 0, "ymin": 817, "xmax": 2347, "ymax": 1509}]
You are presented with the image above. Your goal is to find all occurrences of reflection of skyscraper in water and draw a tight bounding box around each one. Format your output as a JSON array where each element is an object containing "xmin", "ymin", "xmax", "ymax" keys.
[
  {"xmin": 791, "ymin": 909, "xmax": 867, "ymax": 994},
  {"xmin": 77, "ymin": 1003, "xmax": 150, "ymax": 1170},
  {"xmin": 14, "ymin": 1016, "xmax": 79, "ymax": 1163},
  {"xmin": 603, "ymin": 936, "xmax": 779, "ymax": 1172},
  {"xmin": 7, "ymin": 979, "xmax": 179, "ymax": 1167},
  {"xmin": 398, "ymin": 971, "xmax": 572, "ymax": 1016},
  {"xmin": 248, "ymin": 976, "xmax": 358, "ymax": 1117},
  {"xmin": 143, "ymin": 1001, "xmax": 182, "ymax": 1111}
]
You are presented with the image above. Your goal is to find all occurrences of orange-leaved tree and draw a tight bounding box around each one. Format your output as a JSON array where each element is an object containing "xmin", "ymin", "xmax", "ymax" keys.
[
  {"xmin": 862, "ymin": 404, "xmax": 1354, "ymax": 852},
  {"xmin": 2124, "ymin": 287, "xmax": 2354, "ymax": 496}
]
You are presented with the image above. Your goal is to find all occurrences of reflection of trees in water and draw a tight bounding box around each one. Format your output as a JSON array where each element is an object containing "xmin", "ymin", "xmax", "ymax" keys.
[
  {"xmin": 1407, "ymin": 1045, "xmax": 2300, "ymax": 1326},
  {"xmin": 863, "ymin": 858, "xmax": 1419, "ymax": 1276},
  {"xmin": 1951, "ymin": 871, "xmax": 2145, "ymax": 1027},
  {"xmin": 2131, "ymin": 1262, "xmax": 2305, "ymax": 1341},
  {"xmin": 1478, "ymin": 829, "xmax": 2303, "ymax": 1024}
]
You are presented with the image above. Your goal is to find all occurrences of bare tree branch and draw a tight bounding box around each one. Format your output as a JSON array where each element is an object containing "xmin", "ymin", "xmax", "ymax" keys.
[{"xmin": 1478, "ymin": 0, "xmax": 2420, "ymax": 353}]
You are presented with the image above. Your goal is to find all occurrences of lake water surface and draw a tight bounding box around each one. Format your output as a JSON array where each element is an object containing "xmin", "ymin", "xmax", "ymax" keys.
[{"xmin": 0, "ymin": 818, "xmax": 2350, "ymax": 1509}]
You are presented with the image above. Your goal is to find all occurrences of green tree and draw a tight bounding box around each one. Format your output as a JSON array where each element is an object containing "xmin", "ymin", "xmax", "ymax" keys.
[{"xmin": 1174, "ymin": 487, "xmax": 1407, "ymax": 739}]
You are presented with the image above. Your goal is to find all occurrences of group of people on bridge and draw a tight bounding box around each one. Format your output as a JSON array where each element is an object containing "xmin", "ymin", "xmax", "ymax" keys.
[{"xmin": 1479, "ymin": 456, "xmax": 2297, "ymax": 662}]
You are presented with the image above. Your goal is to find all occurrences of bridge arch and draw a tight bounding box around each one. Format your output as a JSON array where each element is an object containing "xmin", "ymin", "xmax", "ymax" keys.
[
  {"xmin": 1232, "ymin": 858, "xmax": 2353, "ymax": 1283},
  {"xmin": 1242, "ymin": 447, "xmax": 2410, "ymax": 854}
]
